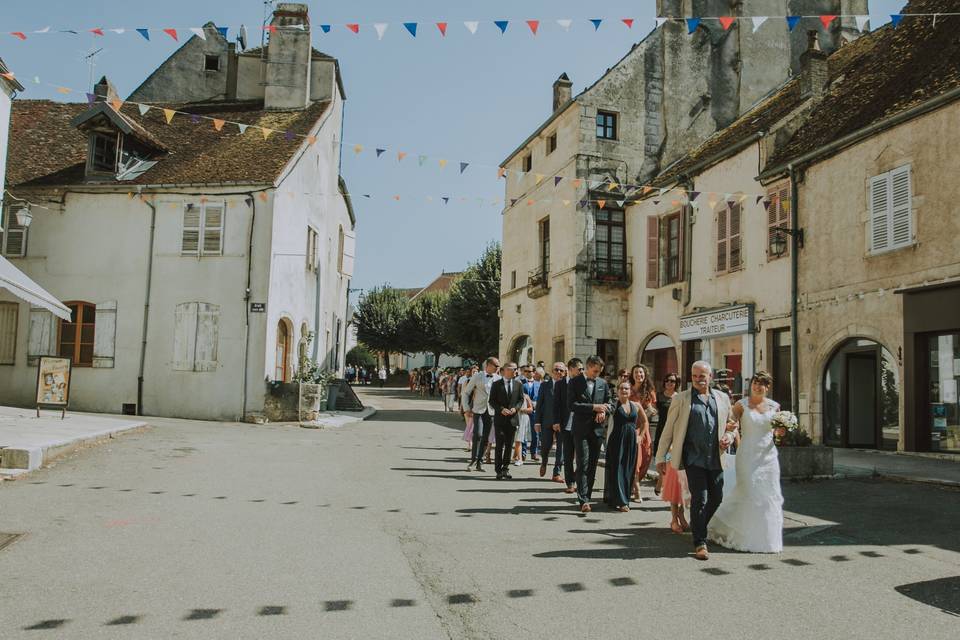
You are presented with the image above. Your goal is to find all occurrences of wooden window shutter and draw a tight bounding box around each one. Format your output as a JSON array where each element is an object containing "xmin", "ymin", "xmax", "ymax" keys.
[
  {"xmin": 3, "ymin": 207, "xmax": 28, "ymax": 257},
  {"xmin": 202, "ymin": 203, "xmax": 225, "ymax": 256},
  {"xmin": 869, "ymin": 173, "xmax": 891, "ymax": 253},
  {"xmin": 92, "ymin": 300, "xmax": 117, "ymax": 368},
  {"xmin": 890, "ymin": 165, "xmax": 912, "ymax": 248},
  {"xmin": 645, "ymin": 215, "xmax": 659, "ymax": 288},
  {"xmin": 766, "ymin": 183, "xmax": 791, "ymax": 259},
  {"xmin": 193, "ymin": 303, "xmax": 220, "ymax": 372},
  {"xmin": 729, "ymin": 202, "xmax": 742, "ymax": 271},
  {"xmin": 173, "ymin": 302, "xmax": 199, "ymax": 371},
  {"xmin": 716, "ymin": 208, "xmax": 728, "ymax": 272},
  {"xmin": 181, "ymin": 204, "xmax": 201, "ymax": 255},
  {"xmin": 341, "ymin": 229, "xmax": 356, "ymax": 277},
  {"xmin": 27, "ymin": 308, "xmax": 57, "ymax": 365},
  {"xmin": 0, "ymin": 302, "xmax": 18, "ymax": 365}
]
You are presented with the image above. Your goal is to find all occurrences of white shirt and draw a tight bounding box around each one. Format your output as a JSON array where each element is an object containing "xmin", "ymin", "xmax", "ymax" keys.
[
  {"xmin": 565, "ymin": 376, "xmax": 574, "ymax": 431},
  {"xmin": 483, "ymin": 372, "xmax": 500, "ymax": 415}
]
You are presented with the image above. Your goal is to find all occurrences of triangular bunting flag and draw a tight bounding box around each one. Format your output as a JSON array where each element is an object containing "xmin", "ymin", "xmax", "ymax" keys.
[
  {"xmin": 511, "ymin": 199, "xmax": 518, "ymax": 207},
  {"xmin": 686, "ymin": 18, "xmax": 701, "ymax": 34},
  {"xmin": 110, "ymin": 28, "xmax": 126, "ymax": 34},
  {"xmin": 163, "ymin": 108, "xmax": 176, "ymax": 124},
  {"xmin": 213, "ymin": 119, "xmax": 225, "ymax": 131},
  {"xmin": 689, "ymin": 191, "xmax": 700, "ymax": 201},
  {"xmin": 373, "ymin": 23, "xmax": 388, "ymax": 40},
  {"xmin": 719, "ymin": 17, "xmax": 735, "ymax": 30},
  {"xmin": 616, "ymin": 200, "xmax": 625, "ymax": 208},
  {"xmin": 306, "ymin": 135, "xmax": 317, "ymax": 145},
  {"xmin": 590, "ymin": 19, "xmax": 603, "ymax": 31},
  {"xmin": 497, "ymin": 167, "xmax": 506, "ymax": 178},
  {"xmin": 460, "ymin": 162, "xmax": 470, "ymax": 174},
  {"xmin": 353, "ymin": 144, "xmax": 363, "ymax": 154},
  {"xmin": 136, "ymin": 28, "xmax": 150, "ymax": 40},
  {"xmin": 572, "ymin": 179, "xmax": 583, "ymax": 188},
  {"xmin": 86, "ymin": 93, "xmax": 96, "ymax": 105},
  {"xmin": 890, "ymin": 14, "xmax": 904, "ymax": 28},
  {"xmin": 653, "ymin": 200, "xmax": 660, "ymax": 205},
  {"xmin": 320, "ymin": 25, "xmax": 331, "ymax": 33},
  {"xmin": 787, "ymin": 16, "xmax": 801, "ymax": 31},
  {"xmin": 526, "ymin": 20, "xmax": 540, "ymax": 35},
  {"xmin": 755, "ymin": 195, "xmax": 764, "ymax": 205},
  {"xmin": 464, "ymin": 21, "xmax": 479, "ymax": 34},
  {"xmin": 217, "ymin": 27, "xmax": 228, "ymax": 39},
  {"xmin": 855, "ymin": 15, "xmax": 869, "ymax": 31},
  {"xmin": 763, "ymin": 199, "xmax": 772, "ymax": 211},
  {"xmin": 751, "ymin": 17, "xmax": 768, "ymax": 33},
  {"xmin": 237, "ymin": 123, "xmax": 249, "ymax": 134},
  {"xmin": 494, "ymin": 20, "xmax": 509, "ymax": 34},
  {"xmin": 608, "ymin": 181, "xmax": 619, "ymax": 190},
  {"xmin": 346, "ymin": 24, "xmax": 360, "ymax": 34},
  {"xmin": 397, "ymin": 151, "xmax": 407, "ymax": 161},
  {"xmin": 819, "ymin": 15, "xmax": 837, "ymax": 29},
  {"xmin": 258, "ymin": 192, "xmax": 268, "ymax": 201},
  {"xmin": 404, "ymin": 22, "xmax": 418, "ymax": 37},
  {"xmin": 262, "ymin": 25, "xmax": 277, "ymax": 34},
  {"xmin": 436, "ymin": 22, "xmax": 447, "ymax": 36},
  {"xmin": 562, "ymin": 200, "xmax": 571, "ymax": 206},
  {"xmin": 439, "ymin": 159, "xmax": 448, "ymax": 168},
  {"xmin": 622, "ymin": 18, "xmax": 634, "ymax": 29},
  {"xmin": 554, "ymin": 176, "xmax": 563, "ymax": 187},
  {"xmin": 578, "ymin": 199, "xmax": 587, "ymax": 208},
  {"xmin": 419, "ymin": 155, "xmax": 428, "ymax": 167},
  {"xmin": 10, "ymin": 32, "xmax": 27, "ymax": 41},
  {"xmin": 532, "ymin": 174, "xmax": 543, "ymax": 184},
  {"xmin": 526, "ymin": 199, "xmax": 535, "ymax": 206},
  {"xmin": 163, "ymin": 28, "xmax": 178, "ymax": 41},
  {"xmin": 557, "ymin": 19, "xmax": 573, "ymax": 31},
  {"xmin": 190, "ymin": 27, "xmax": 206, "ymax": 40},
  {"xmin": 90, "ymin": 27, "xmax": 105, "ymax": 36},
  {"xmin": 56, "ymin": 86, "xmax": 71, "ymax": 94},
  {"xmin": 109, "ymin": 97, "xmax": 123, "ymax": 111},
  {"xmin": 33, "ymin": 26, "xmax": 50, "ymax": 33},
  {"xmin": 190, "ymin": 114, "xmax": 201, "ymax": 124},
  {"xmin": 656, "ymin": 17, "xmax": 668, "ymax": 29},
  {"xmin": 597, "ymin": 200, "xmax": 606, "ymax": 209},
  {"xmin": 443, "ymin": 197, "xmax": 450, "ymax": 205},
  {"xmin": 261, "ymin": 128, "xmax": 273, "ymax": 140},
  {"xmin": 375, "ymin": 148, "xmax": 386, "ymax": 158}
]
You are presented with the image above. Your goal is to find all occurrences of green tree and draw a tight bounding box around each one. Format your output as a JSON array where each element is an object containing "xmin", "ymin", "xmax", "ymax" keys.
[
  {"xmin": 443, "ymin": 243, "xmax": 501, "ymax": 361},
  {"xmin": 345, "ymin": 344, "xmax": 377, "ymax": 368},
  {"xmin": 400, "ymin": 290, "xmax": 451, "ymax": 367},
  {"xmin": 354, "ymin": 286, "xmax": 408, "ymax": 365}
]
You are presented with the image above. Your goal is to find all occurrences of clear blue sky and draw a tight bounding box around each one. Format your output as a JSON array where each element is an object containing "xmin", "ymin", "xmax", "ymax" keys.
[{"xmin": 1, "ymin": 0, "xmax": 906, "ymax": 292}]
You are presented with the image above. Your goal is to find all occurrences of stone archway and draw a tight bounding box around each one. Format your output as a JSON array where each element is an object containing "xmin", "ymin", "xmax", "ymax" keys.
[
  {"xmin": 638, "ymin": 332, "xmax": 679, "ymax": 385},
  {"xmin": 509, "ymin": 334, "xmax": 534, "ymax": 366}
]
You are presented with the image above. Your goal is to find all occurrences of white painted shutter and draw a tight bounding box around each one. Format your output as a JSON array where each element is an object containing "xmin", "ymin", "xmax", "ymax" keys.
[
  {"xmin": 173, "ymin": 302, "xmax": 198, "ymax": 371},
  {"xmin": 890, "ymin": 165, "xmax": 912, "ymax": 249},
  {"xmin": 92, "ymin": 300, "xmax": 117, "ymax": 368},
  {"xmin": 869, "ymin": 173, "xmax": 891, "ymax": 253},
  {"xmin": 716, "ymin": 208, "xmax": 728, "ymax": 272},
  {"xmin": 193, "ymin": 303, "xmax": 220, "ymax": 372},
  {"xmin": 340, "ymin": 229, "xmax": 356, "ymax": 277},
  {"xmin": 181, "ymin": 204, "xmax": 201, "ymax": 255},
  {"xmin": 3, "ymin": 207, "xmax": 27, "ymax": 257},
  {"xmin": 202, "ymin": 203, "xmax": 225, "ymax": 256},
  {"xmin": 27, "ymin": 307, "xmax": 57, "ymax": 365},
  {"xmin": 729, "ymin": 202, "xmax": 742, "ymax": 270},
  {"xmin": 0, "ymin": 302, "xmax": 18, "ymax": 365}
]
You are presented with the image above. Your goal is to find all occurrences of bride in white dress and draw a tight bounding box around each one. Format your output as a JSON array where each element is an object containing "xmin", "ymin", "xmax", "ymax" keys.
[{"xmin": 709, "ymin": 371, "xmax": 784, "ymax": 553}]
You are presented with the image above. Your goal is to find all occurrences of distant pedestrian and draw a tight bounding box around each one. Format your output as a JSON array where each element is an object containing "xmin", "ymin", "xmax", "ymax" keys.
[{"xmin": 378, "ymin": 366, "xmax": 387, "ymax": 387}]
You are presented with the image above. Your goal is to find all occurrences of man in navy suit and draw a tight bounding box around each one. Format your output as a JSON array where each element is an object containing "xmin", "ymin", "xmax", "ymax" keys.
[
  {"xmin": 553, "ymin": 358, "xmax": 583, "ymax": 494},
  {"xmin": 567, "ymin": 355, "xmax": 615, "ymax": 512},
  {"xmin": 489, "ymin": 362, "xmax": 525, "ymax": 479},
  {"xmin": 534, "ymin": 362, "xmax": 565, "ymax": 482}
]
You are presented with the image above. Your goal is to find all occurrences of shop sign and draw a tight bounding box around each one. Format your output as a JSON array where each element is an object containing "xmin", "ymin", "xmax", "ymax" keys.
[{"xmin": 680, "ymin": 305, "xmax": 754, "ymax": 341}]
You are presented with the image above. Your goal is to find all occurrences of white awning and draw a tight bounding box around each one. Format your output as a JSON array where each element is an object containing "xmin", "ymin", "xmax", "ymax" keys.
[{"xmin": 0, "ymin": 256, "xmax": 71, "ymax": 320}]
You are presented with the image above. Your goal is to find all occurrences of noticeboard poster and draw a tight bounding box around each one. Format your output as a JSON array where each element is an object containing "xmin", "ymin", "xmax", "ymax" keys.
[{"xmin": 36, "ymin": 356, "xmax": 72, "ymax": 407}]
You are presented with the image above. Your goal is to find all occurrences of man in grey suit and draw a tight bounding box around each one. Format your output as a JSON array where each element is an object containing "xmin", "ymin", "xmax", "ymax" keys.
[
  {"xmin": 462, "ymin": 356, "xmax": 500, "ymax": 472},
  {"xmin": 489, "ymin": 362, "xmax": 525, "ymax": 479},
  {"xmin": 567, "ymin": 355, "xmax": 615, "ymax": 512}
]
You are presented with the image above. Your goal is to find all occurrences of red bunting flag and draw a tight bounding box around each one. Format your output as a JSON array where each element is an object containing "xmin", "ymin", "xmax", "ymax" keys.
[
  {"xmin": 163, "ymin": 28, "xmax": 178, "ymax": 41},
  {"xmin": 262, "ymin": 25, "xmax": 277, "ymax": 33},
  {"xmin": 346, "ymin": 24, "xmax": 360, "ymax": 34},
  {"xmin": 622, "ymin": 18, "xmax": 634, "ymax": 28},
  {"xmin": 719, "ymin": 17, "xmax": 735, "ymax": 30},
  {"xmin": 820, "ymin": 15, "xmax": 837, "ymax": 28},
  {"xmin": 90, "ymin": 27, "xmax": 105, "ymax": 36},
  {"xmin": 526, "ymin": 20, "xmax": 540, "ymax": 35},
  {"xmin": 436, "ymin": 22, "xmax": 447, "ymax": 36},
  {"xmin": 10, "ymin": 32, "xmax": 27, "ymax": 40}
]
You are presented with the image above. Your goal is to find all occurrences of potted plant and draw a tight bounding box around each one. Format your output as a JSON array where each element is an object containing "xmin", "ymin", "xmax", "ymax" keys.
[{"xmin": 771, "ymin": 410, "xmax": 833, "ymax": 479}]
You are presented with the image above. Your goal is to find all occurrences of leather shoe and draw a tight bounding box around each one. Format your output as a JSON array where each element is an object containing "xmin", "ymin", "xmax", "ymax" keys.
[
  {"xmin": 466, "ymin": 464, "xmax": 473, "ymax": 472},
  {"xmin": 551, "ymin": 474, "xmax": 563, "ymax": 483},
  {"xmin": 580, "ymin": 503, "xmax": 592, "ymax": 513},
  {"xmin": 694, "ymin": 545, "xmax": 709, "ymax": 561},
  {"xmin": 539, "ymin": 462, "xmax": 547, "ymax": 477},
  {"xmin": 564, "ymin": 486, "xmax": 577, "ymax": 494},
  {"xmin": 503, "ymin": 471, "xmax": 513, "ymax": 479},
  {"xmin": 496, "ymin": 473, "xmax": 503, "ymax": 480},
  {"xmin": 475, "ymin": 464, "xmax": 484, "ymax": 472}
]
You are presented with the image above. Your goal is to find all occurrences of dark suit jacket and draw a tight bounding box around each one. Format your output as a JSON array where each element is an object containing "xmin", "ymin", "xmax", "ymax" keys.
[
  {"xmin": 489, "ymin": 377, "xmax": 525, "ymax": 427},
  {"xmin": 567, "ymin": 374, "xmax": 615, "ymax": 434},
  {"xmin": 553, "ymin": 378, "xmax": 573, "ymax": 430},
  {"xmin": 533, "ymin": 378, "xmax": 556, "ymax": 427}
]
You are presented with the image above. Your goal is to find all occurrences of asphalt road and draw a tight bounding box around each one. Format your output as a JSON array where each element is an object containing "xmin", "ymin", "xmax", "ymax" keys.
[{"xmin": 1, "ymin": 387, "xmax": 958, "ymax": 639}]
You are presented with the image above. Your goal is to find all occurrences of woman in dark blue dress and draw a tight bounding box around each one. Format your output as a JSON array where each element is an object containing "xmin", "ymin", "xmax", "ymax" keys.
[{"xmin": 604, "ymin": 381, "xmax": 640, "ymax": 512}]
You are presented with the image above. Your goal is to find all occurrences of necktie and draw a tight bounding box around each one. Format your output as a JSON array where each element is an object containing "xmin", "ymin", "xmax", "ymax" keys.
[{"xmin": 507, "ymin": 381, "xmax": 512, "ymax": 395}]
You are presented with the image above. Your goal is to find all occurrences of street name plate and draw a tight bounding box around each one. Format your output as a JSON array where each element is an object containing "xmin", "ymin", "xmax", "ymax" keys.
[{"xmin": 250, "ymin": 303, "xmax": 266, "ymax": 313}]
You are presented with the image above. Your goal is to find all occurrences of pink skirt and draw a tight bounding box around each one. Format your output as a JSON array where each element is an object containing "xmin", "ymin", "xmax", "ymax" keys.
[
  {"xmin": 462, "ymin": 417, "xmax": 474, "ymax": 443},
  {"xmin": 660, "ymin": 465, "xmax": 690, "ymax": 507}
]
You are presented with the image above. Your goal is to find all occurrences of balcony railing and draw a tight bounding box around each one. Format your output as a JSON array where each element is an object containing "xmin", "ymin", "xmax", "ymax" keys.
[
  {"xmin": 527, "ymin": 265, "xmax": 550, "ymax": 298},
  {"xmin": 590, "ymin": 258, "xmax": 632, "ymax": 287}
]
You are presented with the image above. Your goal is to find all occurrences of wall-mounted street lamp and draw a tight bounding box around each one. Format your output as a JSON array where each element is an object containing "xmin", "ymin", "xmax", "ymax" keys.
[
  {"xmin": 15, "ymin": 205, "xmax": 33, "ymax": 228},
  {"xmin": 770, "ymin": 225, "xmax": 804, "ymax": 257}
]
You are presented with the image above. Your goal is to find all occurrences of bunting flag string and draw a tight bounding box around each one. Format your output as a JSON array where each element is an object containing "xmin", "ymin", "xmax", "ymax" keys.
[{"xmin": 5, "ymin": 13, "xmax": 955, "ymax": 43}]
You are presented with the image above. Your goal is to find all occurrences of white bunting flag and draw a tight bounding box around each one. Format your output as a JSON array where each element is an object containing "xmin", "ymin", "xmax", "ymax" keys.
[
  {"xmin": 557, "ymin": 19, "xmax": 573, "ymax": 31},
  {"xmin": 374, "ymin": 23, "xmax": 389, "ymax": 40},
  {"xmin": 751, "ymin": 17, "xmax": 768, "ymax": 33},
  {"xmin": 110, "ymin": 28, "xmax": 126, "ymax": 34},
  {"xmin": 464, "ymin": 21, "xmax": 479, "ymax": 34},
  {"xmin": 138, "ymin": 104, "xmax": 150, "ymax": 115},
  {"xmin": 655, "ymin": 18, "xmax": 668, "ymax": 29},
  {"xmin": 190, "ymin": 27, "xmax": 206, "ymax": 40},
  {"xmin": 855, "ymin": 15, "xmax": 870, "ymax": 31},
  {"xmin": 33, "ymin": 26, "xmax": 51, "ymax": 33},
  {"xmin": 237, "ymin": 123, "xmax": 249, "ymax": 134}
]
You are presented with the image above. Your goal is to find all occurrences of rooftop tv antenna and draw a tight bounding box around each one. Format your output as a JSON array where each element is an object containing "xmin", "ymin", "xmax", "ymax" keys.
[
  {"xmin": 261, "ymin": 0, "xmax": 276, "ymax": 49},
  {"xmin": 80, "ymin": 46, "xmax": 104, "ymax": 89}
]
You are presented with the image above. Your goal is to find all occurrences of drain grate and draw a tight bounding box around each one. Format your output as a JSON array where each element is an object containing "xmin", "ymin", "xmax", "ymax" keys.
[{"xmin": 0, "ymin": 532, "xmax": 25, "ymax": 552}]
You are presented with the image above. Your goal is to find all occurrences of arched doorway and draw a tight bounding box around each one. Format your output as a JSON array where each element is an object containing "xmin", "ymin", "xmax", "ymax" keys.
[
  {"xmin": 275, "ymin": 319, "xmax": 292, "ymax": 382},
  {"xmin": 639, "ymin": 333, "xmax": 679, "ymax": 386},
  {"xmin": 823, "ymin": 338, "xmax": 899, "ymax": 450},
  {"xmin": 509, "ymin": 335, "xmax": 534, "ymax": 366}
]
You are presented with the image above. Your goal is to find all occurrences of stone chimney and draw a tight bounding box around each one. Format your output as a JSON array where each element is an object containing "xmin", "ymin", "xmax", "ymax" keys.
[
  {"xmin": 799, "ymin": 31, "xmax": 829, "ymax": 99},
  {"xmin": 264, "ymin": 3, "xmax": 311, "ymax": 110},
  {"xmin": 93, "ymin": 76, "xmax": 119, "ymax": 102},
  {"xmin": 553, "ymin": 73, "xmax": 573, "ymax": 112}
]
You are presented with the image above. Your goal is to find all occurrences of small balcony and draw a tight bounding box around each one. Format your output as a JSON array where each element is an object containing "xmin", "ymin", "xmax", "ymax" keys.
[
  {"xmin": 527, "ymin": 266, "xmax": 550, "ymax": 298},
  {"xmin": 590, "ymin": 258, "xmax": 632, "ymax": 288}
]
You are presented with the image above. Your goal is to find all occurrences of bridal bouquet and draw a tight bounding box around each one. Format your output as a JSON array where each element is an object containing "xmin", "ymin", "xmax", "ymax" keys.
[{"xmin": 770, "ymin": 410, "xmax": 799, "ymax": 446}]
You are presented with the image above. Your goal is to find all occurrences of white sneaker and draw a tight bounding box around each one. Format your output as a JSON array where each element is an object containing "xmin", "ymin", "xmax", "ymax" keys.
[{"xmin": 513, "ymin": 459, "xmax": 523, "ymax": 466}]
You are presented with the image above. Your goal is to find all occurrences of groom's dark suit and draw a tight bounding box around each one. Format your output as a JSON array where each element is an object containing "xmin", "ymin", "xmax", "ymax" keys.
[
  {"xmin": 489, "ymin": 376, "xmax": 524, "ymax": 476},
  {"xmin": 567, "ymin": 373, "xmax": 615, "ymax": 505}
]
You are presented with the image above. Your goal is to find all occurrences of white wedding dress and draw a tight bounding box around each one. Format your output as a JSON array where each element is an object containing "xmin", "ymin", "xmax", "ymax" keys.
[{"xmin": 709, "ymin": 398, "xmax": 784, "ymax": 553}]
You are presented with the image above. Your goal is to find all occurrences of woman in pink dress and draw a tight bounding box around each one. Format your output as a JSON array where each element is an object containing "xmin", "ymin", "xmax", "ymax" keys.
[{"xmin": 629, "ymin": 365, "xmax": 656, "ymax": 502}]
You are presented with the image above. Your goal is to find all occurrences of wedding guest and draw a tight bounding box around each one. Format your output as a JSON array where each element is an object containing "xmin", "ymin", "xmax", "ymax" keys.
[
  {"xmin": 489, "ymin": 362, "xmax": 524, "ymax": 479},
  {"xmin": 653, "ymin": 372, "xmax": 680, "ymax": 496},
  {"xmin": 630, "ymin": 365, "xmax": 657, "ymax": 502},
  {"xmin": 462, "ymin": 357, "xmax": 500, "ymax": 472},
  {"xmin": 522, "ymin": 367, "xmax": 542, "ymax": 461},
  {"xmin": 604, "ymin": 381, "xmax": 640, "ymax": 512},
  {"xmin": 534, "ymin": 362, "xmax": 566, "ymax": 482},
  {"xmin": 660, "ymin": 454, "xmax": 690, "ymax": 534},
  {"xmin": 513, "ymin": 392, "xmax": 534, "ymax": 465},
  {"xmin": 553, "ymin": 358, "xmax": 583, "ymax": 494},
  {"xmin": 568, "ymin": 355, "xmax": 615, "ymax": 513}
]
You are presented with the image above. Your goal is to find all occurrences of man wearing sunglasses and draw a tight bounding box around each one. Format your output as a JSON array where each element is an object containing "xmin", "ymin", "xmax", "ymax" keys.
[{"xmin": 534, "ymin": 362, "xmax": 566, "ymax": 482}]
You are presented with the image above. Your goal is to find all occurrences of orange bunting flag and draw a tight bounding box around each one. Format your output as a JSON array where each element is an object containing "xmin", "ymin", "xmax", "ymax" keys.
[
  {"xmin": 497, "ymin": 167, "xmax": 506, "ymax": 178},
  {"xmin": 571, "ymin": 179, "xmax": 583, "ymax": 189},
  {"xmin": 526, "ymin": 20, "xmax": 540, "ymax": 35},
  {"xmin": 397, "ymin": 151, "xmax": 407, "ymax": 161},
  {"xmin": 56, "ymin": 86, "xmax": 71, "ymax": 94},
  {"xmin": 0, "ymin": 72, "xmax": 15, "ymax": 81},
  {"xmin": 353, "ymin": 144, "xmax": 363, "ymax": 154},
  {"xmin": 719, "ymin": 17, "xmax": 735, "ymax": 30},
  {"xmin": 212, "ymin": 119, "xmax": 225, "ymax": 131},
  {"xmin": 438, "ymin": 159, "xmax": 448, "ymax": 169},
  {"xmin": 642, "ymin": 186, "xmax": 653, "ymax": 195},
  {"xmin": 597, "ymin": 200, "xmax": 606, "ymax": 209},
  {"xmin": 306, "ymin": 135, "xmax": 317, "ymax": 145},
  {"xmin": 393, "ymin": 195, "xmax": 401, "ymax": 201},
  {"xmin": 819, "ymin": 15, "xmax": 837, "ymax": 28},
  {"xmin": 109, "ymin": 97, "xmax": 123, "ymax": 111},
  {"xmin": 527, "ymin": 199, "xmax": 535, "ymax": 206},
  {"xmin": 562, "ymin": 199, "xmax": 571, "ymax": 206},
  {"xmin": 261, "ymin": 128, "xmax": 273, "ymax": 140},
  {"xmin": 163, "ymin": 108, "xmax": 176, "ymax": 124},
  {"xmin": 258, "ymin": 192, "xmax": 269, "ymax": 201},
  {"xmin": 163, "ymin": 28, "xmax": 178, "ymax": 41}
]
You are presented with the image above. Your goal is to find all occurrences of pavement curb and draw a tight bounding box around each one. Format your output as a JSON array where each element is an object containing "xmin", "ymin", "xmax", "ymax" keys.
[
  {"xmin": 298, "ymin": 406, "xmax": 377, "ymax": 430},
  {"xmin": 1, "ymin": 421, "xmax": 150, "ymax": 477}
]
